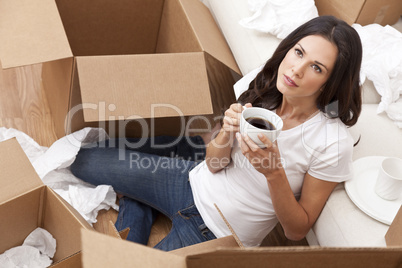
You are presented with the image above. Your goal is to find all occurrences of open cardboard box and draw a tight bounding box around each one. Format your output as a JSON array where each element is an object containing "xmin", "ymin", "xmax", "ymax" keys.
[
  {"xmin": 0, "ymin": 0, "xmax": 240, "ymax": 139},
  {"xmin": 52, "ymin": 221, "xmax": 130, "ymax": 268},
  {"xmin": 315, "ymin": 0, "xmax": 402, "ymax": 26},
  {"xmin": 80, "ymin": 205, "xmax": 402, "ymax": 267},
  {"xmin": 0, "ymin": 138, "xmax": 92, "ymax": 267}
]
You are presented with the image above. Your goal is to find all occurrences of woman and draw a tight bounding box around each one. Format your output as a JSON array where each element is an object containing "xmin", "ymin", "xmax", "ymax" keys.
[{"xmin": 70, "ymin": 16, "xmax": 362, "ymax": 250}]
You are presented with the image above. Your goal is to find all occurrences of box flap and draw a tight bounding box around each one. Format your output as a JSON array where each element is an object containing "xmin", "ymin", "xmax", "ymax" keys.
[
  {"xmin": 156, "ymin": 0, "xmax": 202, "ymax": 54},
  {"xmin": 0, "ymin": 0, "xmax": 72, "ymax": 69},
  {"xmin": 81, "ymin": 229, "xmax": 186, "ymax": 268},
  {"xmin": 0, "ymin": 187, "xmax": 43, "ymax": 254},
  {"xmin": 179, "ymin": 0, "xmax": 241, "ymax": 74},
  {"xmin": 315, "ymin": 0, "xmax": 366, "ymax": 25},
  {"xmin": 385, "ymin": 205, "xmax": 402, "ymax": 246},
  {"xmin": 44, "ymin": 188, "xmax": 93, "ymax": 262},
  {"xmin": 186, "ymin": 247, "xmax": 402, "ymax": 267},
  {"xmin": 356, "ymin": 0, "xmax": 402, "ymax": 26},
  {"xmin": 105, "ymin": 220, "xmax": 130, "ymax": 240},
  {"xmin": 171, "ymin": 236, "xmax": 239, "ymax": 257},
  {"xmin": 76, "ymin": 53, "xmax": 213, "ymax": 122},
  {"xmin": 55, "ymin": 0, "xmax": 164, "ymax": 57},
  {"xmin": 51, "ymin": 252, "xmax": 82, "ymax": 268},
  {"xmin": 214, "ymin": 203, "xmax": 245, "ymax": 248},
  {"xmin": 0, "ymin": 138, "xmax": 43, "ymax": 204}
]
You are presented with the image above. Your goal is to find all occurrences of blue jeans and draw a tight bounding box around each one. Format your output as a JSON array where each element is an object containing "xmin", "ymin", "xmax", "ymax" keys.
[{"xmin": 70, "ymin": 136, "xmax": 216, "ymax": 251}]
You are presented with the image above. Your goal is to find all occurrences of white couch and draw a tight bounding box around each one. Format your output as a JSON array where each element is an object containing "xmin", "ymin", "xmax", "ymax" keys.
[{"xmin": 203, "ymin": 0, "xmax": 402, "ymax": 247}]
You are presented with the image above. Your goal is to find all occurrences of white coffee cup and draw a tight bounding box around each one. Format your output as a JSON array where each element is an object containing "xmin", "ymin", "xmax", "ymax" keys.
[
  {"xmin": 374, "ymin": 157, "xmax": 402, "ymax": 201},
  {"xmin": 239, "ymin": 107, "xmax": 283, "ymax": 148}
]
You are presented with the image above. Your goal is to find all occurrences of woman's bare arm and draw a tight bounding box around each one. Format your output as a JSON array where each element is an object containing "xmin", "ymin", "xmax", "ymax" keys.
[
  {"xmin": 237, "ymin": 133, "xmax": 338, "ymax": 240},
  {"xmin": 205, "ymin": 129, "xmax": 233, "ymax": 173},
  {"xmin": 206, "ymin": 103, "xmax": 251, "ymax": 173},
  {"xmin": 267, "ymin": 170, "xmax": 338, "ymax": 240}
]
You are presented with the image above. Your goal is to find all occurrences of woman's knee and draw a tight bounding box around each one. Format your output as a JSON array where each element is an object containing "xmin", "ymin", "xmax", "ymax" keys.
[{"xmin": 70, "ymin": 147, "xmax": 99, "ymax": 182}]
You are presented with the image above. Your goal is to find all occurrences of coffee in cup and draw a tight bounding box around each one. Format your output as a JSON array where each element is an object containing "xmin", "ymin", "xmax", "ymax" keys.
[
  {"xmin": 240, "ymin": 107, "xmax": 283, "ymax": 147},
  {"xmin": 245, "ymin": 117, "xmax": 276, "ymax": 131}
]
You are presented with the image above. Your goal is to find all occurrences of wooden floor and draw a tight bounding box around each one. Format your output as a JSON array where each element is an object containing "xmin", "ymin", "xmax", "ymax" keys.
[{"xmin": 0, "ymin": 63, "xmax": 308, "ymax": 248}]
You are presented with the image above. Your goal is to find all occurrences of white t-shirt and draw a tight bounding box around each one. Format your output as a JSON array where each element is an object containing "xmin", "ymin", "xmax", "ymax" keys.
[{"xmin": 188, "ymin": 67, "xmax": 354, "ymax": 247}]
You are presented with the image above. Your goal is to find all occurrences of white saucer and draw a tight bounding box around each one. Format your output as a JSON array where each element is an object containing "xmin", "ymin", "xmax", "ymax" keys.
[{"xmin": 345, "ymin": 156, "xmax": 402, "ymax": 225}]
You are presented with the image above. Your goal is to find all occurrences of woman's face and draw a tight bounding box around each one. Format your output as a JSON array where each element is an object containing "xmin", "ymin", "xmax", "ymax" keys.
[{"xmin": 277, "ymin": 35, "xmax": 338, "ymax": 102}]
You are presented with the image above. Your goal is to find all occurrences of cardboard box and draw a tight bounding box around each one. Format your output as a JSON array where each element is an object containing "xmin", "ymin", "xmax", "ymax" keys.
[
  {"xmin": 315, "ymin": 0, "xmax": 402, "ymax": 26},
  {"xmin": 0, "ymin": 0, "xmax": 240, "ymax": 139},
  {"xmin": 52, "ymin": 221, "xmax": 130, "ymax": 268},
  {"xmin": 385, "ymin": 205, "xmax": 402, "ymax": 246},
  {"xmin": 0, "ymin": 138, "xmax": 92, "ymax": 267},
  {"xmin": 80, "ymin": 206, "xmax": 402, "ymax": 267}
]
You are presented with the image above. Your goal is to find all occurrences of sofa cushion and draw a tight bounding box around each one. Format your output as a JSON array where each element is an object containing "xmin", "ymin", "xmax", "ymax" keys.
[
  {"xmin": 312, "ymin": 183, "xmax": 389, "ymax": 247},
  {"xmin": 207, "ymin": 0, "xmax": 280, "ymax": 75},
  {"xmin": 350, "ymin": 104, "xmax": 402, "ymax": 160},
  {"xmin": 312, "ymin": 105, "xmax": 402, "ymax": 247}
]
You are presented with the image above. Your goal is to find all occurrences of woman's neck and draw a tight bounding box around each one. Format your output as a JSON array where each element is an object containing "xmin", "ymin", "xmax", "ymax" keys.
[{"xmin": 276, "ymin": 98, "xmax": 319, "ymax": 129}]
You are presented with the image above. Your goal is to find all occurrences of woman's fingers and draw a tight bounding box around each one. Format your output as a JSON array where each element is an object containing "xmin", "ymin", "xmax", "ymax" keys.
[
  {"xmin": 222, "ymin": 116, "xmax": 240, "ymax": 133},
  {"xmin": 223, "ymin": 115, "xmax": 240, "ymax": 126},
  {"xmin": 230, "ymin": 103, "xmax": 244, "ymax": 113},
  {"xmin": 244, "ymin": 103, "xmax": 252, "ymax": 109},
  {"xmin": 240, "ymin": 133, "xmax": 261, "ymax": 153},
  {"xmin": 235, "ymin": 132, "xmax": 282, "ymax": 175},
  {"xmin": 257, "ymin": 134, "xmax": 275, "ymax": 149},
  {"xmin": 222, "ymin": 103, "xmax": 245, "ymax": 134}
]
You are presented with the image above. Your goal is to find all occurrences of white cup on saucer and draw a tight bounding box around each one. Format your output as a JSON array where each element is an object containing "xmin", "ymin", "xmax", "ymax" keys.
[
  {"xmin": 239, "ymin": 107, "xmax": 283, "ymax": 148},
  {"xmin": 374, "ymin": 157, "xmax": 402, "ymax": 201}
]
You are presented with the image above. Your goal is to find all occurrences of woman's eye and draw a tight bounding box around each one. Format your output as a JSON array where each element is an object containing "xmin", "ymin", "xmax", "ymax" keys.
[
  {"xmin": 312, "ymin": 65, "xmax": 322, "ymax": 73},
  {"xmin": 295, "ymin": 48, "xmax": 303, "ymax": 57}
]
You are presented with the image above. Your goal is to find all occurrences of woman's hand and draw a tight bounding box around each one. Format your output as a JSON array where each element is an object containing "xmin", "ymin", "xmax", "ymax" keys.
[
  {"xmin": 222, "ymin": 103, "xmax": 252, "ymax": 138},
  {"xmin": 236, "ymin": 132, "xmax": 283, "ymax": 178},
  {"xmin": 205, "ymin": 102, "xmax": 251, "ymax": 173}
]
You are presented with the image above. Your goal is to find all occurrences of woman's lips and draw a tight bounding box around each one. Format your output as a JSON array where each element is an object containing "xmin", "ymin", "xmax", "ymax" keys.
[{"xmin": 284, "ymin": 75, "xmax": 298, "ymax": 87}]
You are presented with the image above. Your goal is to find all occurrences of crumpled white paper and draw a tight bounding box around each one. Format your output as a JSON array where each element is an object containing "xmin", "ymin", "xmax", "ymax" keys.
[
  {"xmin": 0, "ymin": 127, "xmax": 119, "ymax": 224},
  {"xmin": 45, "ymin": 169, "xmax": 119, "ymax": 224},
  {"xmin": 386, "ymin": 101, "xmax": 402, "ymax": 128},
  {"xmin": 239, "ymin": 0, "xmax": 318, "ymax": 39},
  {"xmin": 0, "ymin": 228, "xmax": 56, "ymax": 268},
  {"xmin": 353, "ymin": 23, "xmax": 402, "ymax": 127}
]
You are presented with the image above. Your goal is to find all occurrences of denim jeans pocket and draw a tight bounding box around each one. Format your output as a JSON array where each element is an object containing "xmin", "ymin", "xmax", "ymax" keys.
[
  {"xmin": 178, "ymin": 204, "xmax": 216, "ymax": 241},
  {"xmin": 198, "ymin": 223, "xmax": 216, "ymax": 240},
  {"xmin": 178, "ymin": 204, "xmax": 199, "ymax": 219}
]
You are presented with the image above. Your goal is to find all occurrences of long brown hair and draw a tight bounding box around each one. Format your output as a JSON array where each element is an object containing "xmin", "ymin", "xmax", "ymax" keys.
[{"xmin": 238, "ymin": 16, "xmax": 362, "ymax": 126}]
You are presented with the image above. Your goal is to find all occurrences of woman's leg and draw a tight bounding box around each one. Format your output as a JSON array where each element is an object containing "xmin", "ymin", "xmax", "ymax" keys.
[
  {"xmin": 96, "ymin": 135, "xmax": 206, "ymax": 162},
  {"xmin": 153, "ymin": 204, "xmax": 216, "ymax": 251},
  {"xmin": 115, "ymin": 197, "xmax": 158, "ymax": 244},
  {"xmin": 112, "ymin": 182, "xmax": 217, "ymax": 251},
  {"xmin": 70, "ymin": 146, "xmax": 212, "ymax": 248},
  {"xmin": 71, "ymin": 146, "xmax": 196, "ymax": 214},
  {"xmin": 71, "ymin": 129, "xmax": 220, "ymax": 248},
  {"xmin": 74, "ymin": 135, "xmax": 206, "ymax": 244}
]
